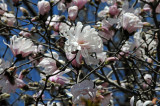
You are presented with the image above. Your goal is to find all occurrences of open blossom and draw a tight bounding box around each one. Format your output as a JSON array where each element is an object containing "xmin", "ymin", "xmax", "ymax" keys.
[
  {"xmin": 53, "ymin": 0, "xmax": 73, "ymax": 12},
  {"xmin": 4, "ymin": 35, "xmax": 35, "ymax": 58},
  {"xmin": 0, "ymin": 59, "xmax": 25, "ymax": 93},
  {"xmin": 38, "ymin": 0, "xmax": 50, "ymax": 15},
  {"xmin": 66, "ymin": 53, "xmax": 82, "ymax": 69},
  {"xmin": 61, "ymin": 22, "xmax": 103, "ymax": 65},
  {"xmin": 143, "ymin": 3, "xmax": 160, "ymax": 13},
  {"xmin": 0, "ymin": 58, "xmax": 10, "ymax": 73},
  {"xmin": 0, "ymin": 76, "xmax": 25, "ymax": 93},
  {"xmin": 73, "ymin": 0, "xmax": 88, "ymax": 9},
  {"xmin": 98, "ymin": 6, "xmax": 109, "ymax": 18},
  {"xmin": 38, "ymin": 52, "xmax": 59, "ymax": 74},
  {"xmin": 121, "ymin": 12, "xmax": 143, "ymax": 33},
  {"xmin": 130, "ymin": 96, "xmax": 154, "ymax": 106},
  {"xmin": 0, "ymin": 3, "xmax": 7, "ymax": 15},
  {"xmin": 71, "ymin": 80, "xmax": 97, "ymax": 104},
  {"xmin": 46, "ymin": 15, "xmax": 61, "ymax": 32},
  {"xmin": 19, "ymin": 28, "xmax": 31, "ymax": 37},
  {"xmin": 68, "ymin": 6, "xmax": 78, "ymax": 21},
  {"xmin": 133, "ymin": 30, "xmax": 157, "ymax": 59},
  {"xmin": 97, "ymin": 19, "xmax": 115, "ymax": 41},
  {"xmin": 49, "ymin": 69, "xmax": 70, "ymax": 85},
  {"xmin": 1, "ymin": 12, "xmax": 16, "ymax": 26}
]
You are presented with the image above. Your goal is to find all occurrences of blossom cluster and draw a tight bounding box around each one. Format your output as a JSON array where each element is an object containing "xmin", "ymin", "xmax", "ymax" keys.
[{"xmin": 0, "ymin": 0, "xmax": 160, "ymax": 105}]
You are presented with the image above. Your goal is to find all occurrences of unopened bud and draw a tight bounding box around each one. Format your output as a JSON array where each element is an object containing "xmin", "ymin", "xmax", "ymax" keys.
[
  {"xmin": 28, "ymin": 82, "xmax": 39, "ymax": 87},
  {"xmin": 0, "ymin": 93, "xmax": 10, "ymax": 100},
  {"xmin": 143, "ymin": 22, "xmax": 151, "ymax": 27},
  {"xmin": 31, "ymin": 16, "xmax": 39, "ymax": 22},
  {"xmin": 20, "ymin": 7, "xmax": 29, "ymax": 16}
]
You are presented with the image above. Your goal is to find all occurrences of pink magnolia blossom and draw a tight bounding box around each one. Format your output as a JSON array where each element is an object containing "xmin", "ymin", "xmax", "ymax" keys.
[
  {"xmin": 143, "ymin": 3, "xmax": 160, "ymax": 14},
  {"xmin": 38, "ymin": 52, "xmax": 60, "ymax": 74},
  {"xmin": 121, "ymin": 12, "xmax": 143, "ymax": 33},
  {"xmin": 49, "ymin": 69, "xmax": 70, "ymax": 85},
  {"xmin": 98, "ymin": 6, "xmax": 109, "ymax": 18},
  {"xmin": 46, "ymin": 15, "xmax": 61, "ymax": 32},
  {"xmin": 4, "ymin": 35, "xmax": 35, "ymax": 58},
  {"xmin": 0, "ymin": 3, "xmax": 7, "ymax": 15},
  {"xmin": 19, "ymin": 28, "xmax": 31, "ymax": 37},
  {"xmin": 143, "ymin": 4, "xmax": 151, "ymax": 12},
  {"xmin": 73, "ymin": 0, "xmax": 88, "ymax": 9},
  {"xmin": 1, "ymin": 12, "xmax": 16, "ymax": 26},
  {"xmin": 28, "ymin": 45, "xmax": 44, "ymax": 66},
  {"xmin": 54, "ymin": 0, "xmax": 73, "ymax": 12},
  {"xmin": 96, "ymin": 52, "xmax": 107, "ymax": 62},
  {"xmin": 38, "ymin": 0, "xmax": 50, "ymax": 15},
  {"xmin": 71, "ymin": 80, "xmax": 97, "ymax": 104},
  {"xmin": 109, "ymin": 4, "xmax": 120, "ymax": 16},
  {"xmin": 62, "ymin": 22, "xmax": 103, "ymax": 65},
  {"xmin": 66, "ymin": 53, "xmax": 82, "ymax": 69},
  {"xmin": 98, "ymin": 19, "xmax": 115, "ymax": 41},
  {"xmin": 0, "ymin": 76, "xmax": 25, "ymax": 93},
  {"xmin": 68, "ymin": 6, "xmax": 78, "ymax": 21},
  {"xmin": 106, "ymin": 57, "xmax": 119, "ymax": 62}
]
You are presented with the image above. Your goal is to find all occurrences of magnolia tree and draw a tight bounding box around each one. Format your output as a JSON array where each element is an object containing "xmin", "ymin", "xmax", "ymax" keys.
[{"xmin": 0, "ymin": 0, "xmax": 160, "ymax": 105}]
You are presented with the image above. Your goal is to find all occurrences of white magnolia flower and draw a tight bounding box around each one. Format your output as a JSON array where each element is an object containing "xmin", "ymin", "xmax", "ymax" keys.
[
  {"xmin": 49, "ymin": 69, "xmax": 70, "ymax": 85},
  {"xmin": 0, "ymin": 2, "xmax": 7, "ymax": 15},
  {"xmin": 121, "ymin": 41, "xmax": 133, "ymax": 53},
  {"xmin": 4, "ymin": 35, "xmax": 35, "ymax": 58},
  {"xmin": 97, "ymin": 19, "xmax": 115, "ymax": 41},
  {"xmin": 0, "ymin": 59, "xmax": 25, "ymax": 93},
  {"xmin": 0, "ymin": 76, "xmax": 25, "ymax": 93},
  {"xmin": 133, "ymin": 30, "xmax": 157, "ymax": 59},
  {"xmin": 71, "ymin": 80, "xmax": 97, "ymax": 104},
  {"xmin": 68, "ymin": 6, "xmax": 78, "ymax": 21},
  {"xmin": 98, "ymin": 6, "xmax": 109, "ymax": 18},
  {"xmin": 0, "ymin": 58, "xmax": 10, "ymax": 73},
  {"xmin": 1, "ymin": 12, "xmax": 16, "ymax": 26},
  {"xmin": 38, "ymin": 52, "xmax": 59, "ymax": 74},
  {"xmin": 121, "ymin": 12, "xmax": 143, "ymax": 33},
  {"xmin": 46, "ymin": 15, "xmax": 61, "ymax": 32},
  {"xmin": 130, "ymin": 97, "xmax": 155, "ymax": 106},
  {"xmin": 38, "ymin": 0, "xmax": 50, "ymax": 15},
  {"xmin": 61, "ymin": 22, "xmax": 103, "ymax": 65}
]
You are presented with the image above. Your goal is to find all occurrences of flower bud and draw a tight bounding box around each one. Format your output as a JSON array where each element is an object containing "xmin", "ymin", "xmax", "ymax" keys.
[
  {"xmin": 144, "ymin": 74, "xmax": 152, "ymax": 84},
  {"xmin": 20, "ymin": 7, "xmax": 29, "ymax": 16},
  {"xmin": 74, "ymin": 0, "xmax": 88, "ymax": 9},
  {"xmin": 0, "ymin": 93, "xmax": 10, "ymax": 101},
  {"xmin": 68, "ymin": 6, "xmax": 78, "ymax": 21},
  {"xmin": 105, "ymin": 57, "xmax": 118, "ymax": 64},
  {"xmin": 109, "ymin": 4, "xmax": 119, "ymax": 16},
  {"xmin": 18, "ymin": 69, "xmax": 30, "ymax": 79},
  {"xmin": 38, "ymin": 0, "xmax": 50, "ymax": 15}
]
